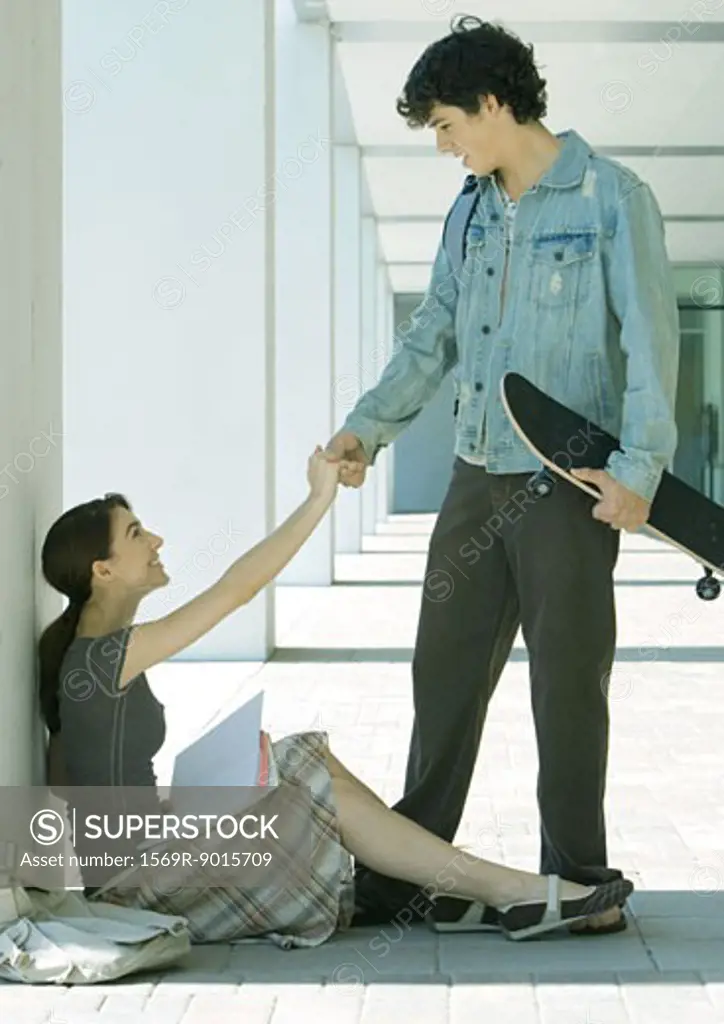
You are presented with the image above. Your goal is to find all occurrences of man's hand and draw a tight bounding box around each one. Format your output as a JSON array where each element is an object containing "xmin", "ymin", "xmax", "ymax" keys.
[
  {"xmin": 325, "ymin": 431, "xmax": 369, "ymax": 488},
  {"xmin": 571, "ymin": 467, "xmax": 651, "ymax": 532}
]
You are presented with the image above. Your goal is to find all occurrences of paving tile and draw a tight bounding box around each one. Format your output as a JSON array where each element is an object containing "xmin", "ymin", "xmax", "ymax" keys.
[
  {"xmin": 359, "ymin": 984, "xmax": 450, "ymax": 1024},
  {"xmin": 645, "ymin": 940, "xmax": 724, "ymax": 971},
  {"xmin": 619, "ymin": 972, "xmax": 724, "ymax": 1023},
  {"xmin": 439, "ymin": 931, "xmax": 652, "ymax": 978},
  {"xmin": 536, "ymin": 975, "xmax": 631, "ymax": 1023},
  {"xmin": 182, "ymin": 990, "xmax": 276, "ymax": 1023},
  {"xmin": 635, "ymin": 916, "xmax": 724, "ymax": 941},
  {"xmin": 3, "ymin": 1009, "xmax": 66, "ymax": 1024},
  {"xmin": 270, "ymin": 985, "xmax": 364, "ymax": 1023},
  {"xmin": 628, "ymin": 891, "xmax": 724, "ymax": 918},
  {"xmin": 450, "ymin": 979, "xmax": 541, "ymax": 1023},
  {"xmin": 701, "ymin": 972, "xmax": 724, "ymax": 1012}
]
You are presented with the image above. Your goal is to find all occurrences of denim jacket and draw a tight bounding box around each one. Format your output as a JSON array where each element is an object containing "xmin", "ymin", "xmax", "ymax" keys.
[{"xmin": 343, "ymin": 129, "xmax": 680, "ymax": 503}]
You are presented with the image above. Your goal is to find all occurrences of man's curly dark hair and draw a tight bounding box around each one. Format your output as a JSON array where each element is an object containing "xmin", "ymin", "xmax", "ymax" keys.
[{"xmin": 396, "ymin": 16, "xmax": 547, "ymax": 127}]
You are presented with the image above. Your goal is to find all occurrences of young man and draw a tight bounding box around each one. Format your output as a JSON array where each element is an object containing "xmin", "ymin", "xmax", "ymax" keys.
[{"xmin": 326, "ymin": 17, "xmax": 680, "ymax": 933}]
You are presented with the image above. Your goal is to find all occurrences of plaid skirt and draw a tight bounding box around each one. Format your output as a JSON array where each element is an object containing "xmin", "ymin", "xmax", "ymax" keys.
[{"xmin": 90, "ymin": 732, "xmax": 356, "ymax": 948}]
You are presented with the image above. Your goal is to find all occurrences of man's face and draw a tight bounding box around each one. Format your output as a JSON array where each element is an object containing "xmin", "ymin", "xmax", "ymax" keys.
[{"xmin": 428, "ymin": 97, "xmax": 504, "ymax": 177}]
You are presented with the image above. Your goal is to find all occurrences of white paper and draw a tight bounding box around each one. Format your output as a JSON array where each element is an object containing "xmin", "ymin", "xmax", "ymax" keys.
[{"xmin": 168, "ymin": 690, "xmax": 264, "ymax": 818}]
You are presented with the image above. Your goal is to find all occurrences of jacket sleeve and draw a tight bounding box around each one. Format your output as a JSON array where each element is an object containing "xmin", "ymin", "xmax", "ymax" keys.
[
  {"xmin": 602, "ymin": 180, "xmax": 680, "ymax": 502},
  {"xmin": 342, "ymin": 241, "xmax": 459, "ymax": 463}
]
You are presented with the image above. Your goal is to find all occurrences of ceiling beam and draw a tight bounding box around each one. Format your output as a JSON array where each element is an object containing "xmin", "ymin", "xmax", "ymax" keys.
[
  {"xmin": 292, "ymin": 0, "xmax": 329, "ymax": 23},
  {"xmin": 363, "ymin": 145, "xmax": 724, "ymax": 159},
  {"xmin": 335, "ymin": 20, "xmax": 724, "ymax": 44}
]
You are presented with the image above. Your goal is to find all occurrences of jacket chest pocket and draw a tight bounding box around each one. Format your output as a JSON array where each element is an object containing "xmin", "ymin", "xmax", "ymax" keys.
[
  {"xmin": 528, "ymin": 230, "xmax": 597, "ymax": 310},
  {"xmin": 461, "ymin": 224, "xmax": 493, "ymax": 275}
]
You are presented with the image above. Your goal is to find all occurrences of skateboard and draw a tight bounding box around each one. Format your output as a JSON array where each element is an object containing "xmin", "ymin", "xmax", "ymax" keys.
[{"xmin": 500, "ymin": 371, "xmax": 724, "ymax": 601}]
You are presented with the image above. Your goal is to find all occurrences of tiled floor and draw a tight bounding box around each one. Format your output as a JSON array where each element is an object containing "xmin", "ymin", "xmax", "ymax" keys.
[{"xmin": 4, "ymin": 517, "xmax": 724, "ymax": 1021}]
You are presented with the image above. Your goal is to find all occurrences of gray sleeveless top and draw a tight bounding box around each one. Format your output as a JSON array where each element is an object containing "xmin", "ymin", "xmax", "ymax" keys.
[
  {"xmin": 57, "ymin": 626, "xmax": 167, "ymax": 890},
  {"xmin": 58, "ymin": 626, "xmax": 166, "ymax": 790}
]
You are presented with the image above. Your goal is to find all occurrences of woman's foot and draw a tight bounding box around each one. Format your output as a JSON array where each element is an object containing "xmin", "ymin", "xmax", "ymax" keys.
[
  {"xmin": 490, "ymin": 872, "xmax": 595, "ymax": 911},
  {"xmin": 493, "ymin": 875, "xmax": 634, "ymax": 941},
  {"xmin": 423, "ymin": 875, "xmax": 595, "ymax": 935}
]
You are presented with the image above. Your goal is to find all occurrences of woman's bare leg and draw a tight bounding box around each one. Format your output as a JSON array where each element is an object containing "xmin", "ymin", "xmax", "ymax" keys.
[
  {"xmin": 321, "ymin": 747, "xmax": 622, "ymax": 927},
  {"xmin": 324, "ymin": 749, "xmax": 387, "ymax": 807},
  {"xmin": 330, "ymin": 776, "xmax": 596, "ymax": 909}
]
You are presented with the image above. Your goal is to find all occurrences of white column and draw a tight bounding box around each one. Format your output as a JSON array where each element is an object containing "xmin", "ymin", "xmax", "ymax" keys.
[
  {"xmin": 332, "ymin": 145, "xmax": 363, "ymax": 554},
  {"xmin": 63, "ymin": 0, "xmax": 276, "ymax": 659},
  {"xmin": 385, "ymin": 274, "xmax": 396, "ymax": 516},
  {"xmin": 360, "ymin": 218, "xmax": 379, "ymax": 536},
  {"xmin": 0, "ymin": 0, "xmax": 62, "ymax": 785},
  {"xmin": 274, "ymin": 1, "xmax": 334, "ymax": 584},
  {"xmin": 375, "ymin": 264, "xmax": 393, "ymax": 525}
]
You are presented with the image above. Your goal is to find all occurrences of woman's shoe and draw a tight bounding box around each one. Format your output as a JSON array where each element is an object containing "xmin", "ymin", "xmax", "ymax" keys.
[
  {"xmin": 568, "ymin": 908, "xmax": 628, "ymax": 935},
  {"xmin": 425, "ymin": 895, "xmax": 500, "ymax": 932},
  {"xmin": 497, "ymin": 875, "xmax": 634, "ymax": 941}
]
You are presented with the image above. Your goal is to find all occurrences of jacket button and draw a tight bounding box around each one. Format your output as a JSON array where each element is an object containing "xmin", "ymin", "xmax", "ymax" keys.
[
  {"xmin": 491, "ymin": 213, "xmax": 500, "ymax": 222},
  {"xmin": 482, "ymin": 325, "xmax": 490, "ymax": 334},
  {"xmin": 475, "ymin": 382, "xmax": 483, "ymax": 392},
  {"xmin": 554, "ymin": 251, "xmax": 564, "ymax": 261},
  {"xmin": 486, "ymin": 267, "xmax": 494, "ymax": 276}
]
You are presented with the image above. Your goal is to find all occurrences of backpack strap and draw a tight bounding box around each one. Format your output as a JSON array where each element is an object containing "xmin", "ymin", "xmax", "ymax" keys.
[{"xmin": 442, "ymin": 173, "xmax": 480, "ymax": 279}]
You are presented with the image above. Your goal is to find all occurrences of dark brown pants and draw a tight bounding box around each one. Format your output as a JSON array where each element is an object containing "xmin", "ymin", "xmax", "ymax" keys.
[{"xmin": 352, "ymin": 457, "xmax": 622, "ymax": 923}]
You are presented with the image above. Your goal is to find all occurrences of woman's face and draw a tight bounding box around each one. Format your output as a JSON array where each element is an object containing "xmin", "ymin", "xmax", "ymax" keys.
[{"xmin": 94, "ymin": 505, "xmax": 168, "ymax": 596}]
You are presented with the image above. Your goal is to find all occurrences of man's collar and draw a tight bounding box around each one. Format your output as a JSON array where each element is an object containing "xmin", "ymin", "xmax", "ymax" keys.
[
  {"xmin": 536, "ymin": 129, "xmax": 592, "ymax": 189},
  {"xmin": 469, "ymin": 129, "xmax": 592, "ymax": 195}
]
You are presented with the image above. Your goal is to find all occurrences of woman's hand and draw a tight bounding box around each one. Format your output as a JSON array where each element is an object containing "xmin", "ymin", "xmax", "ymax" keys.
[{"xmin": 307, "ymin": 445, "xmax": 341, "ymax": 503}]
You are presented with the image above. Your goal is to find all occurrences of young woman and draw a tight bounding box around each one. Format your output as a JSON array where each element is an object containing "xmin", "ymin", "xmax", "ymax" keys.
[{"xmin": 38, "ymin": 447, "xmax": 633, "ymax": 947}]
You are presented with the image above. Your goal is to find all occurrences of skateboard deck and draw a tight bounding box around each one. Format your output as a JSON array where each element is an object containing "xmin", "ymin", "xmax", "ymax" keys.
[{"xmin": 500, "ymin": 371, "xmax": 724, "ymax": 599}]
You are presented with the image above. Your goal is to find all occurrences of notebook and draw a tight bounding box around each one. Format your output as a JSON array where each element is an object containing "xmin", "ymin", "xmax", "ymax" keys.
[{"xmin": 168, "ymin": 689, "xmax": 275, "ymax": 818}]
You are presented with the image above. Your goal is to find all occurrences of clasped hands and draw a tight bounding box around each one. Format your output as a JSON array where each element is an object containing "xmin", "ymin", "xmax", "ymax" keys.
[
  {"xmin": 323, "ymin": 431, "xmax": 369, "ymax": 487},
  {"xmin": 307, "ymin": 432, "xmax": 370, "ymax": 500}
]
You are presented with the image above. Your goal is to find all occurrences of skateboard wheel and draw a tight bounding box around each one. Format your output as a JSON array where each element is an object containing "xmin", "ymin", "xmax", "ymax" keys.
[
  {"xmin": 696, "ymin": 575, "xmax": 721, "ymax": 601},
  {"xmin": 527, "ymin": 469, "xmax": 555, "ymax": 498}
]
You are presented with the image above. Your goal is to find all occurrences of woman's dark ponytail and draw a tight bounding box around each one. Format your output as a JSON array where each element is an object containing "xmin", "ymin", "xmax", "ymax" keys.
[{"xmin": 38, "ymin": 603, "xmax": 84, "ymax": 735}]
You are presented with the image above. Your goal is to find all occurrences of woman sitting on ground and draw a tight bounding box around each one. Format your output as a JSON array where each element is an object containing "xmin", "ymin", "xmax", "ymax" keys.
[{"xmin": 38, "ymin": 447, "xmax": 632, "ymax": 947}]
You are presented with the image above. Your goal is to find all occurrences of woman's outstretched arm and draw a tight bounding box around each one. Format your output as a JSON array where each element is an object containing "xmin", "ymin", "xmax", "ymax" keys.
[{"xmin": 117, "ymin": 448, "xmax": 341, "ymax": 687}]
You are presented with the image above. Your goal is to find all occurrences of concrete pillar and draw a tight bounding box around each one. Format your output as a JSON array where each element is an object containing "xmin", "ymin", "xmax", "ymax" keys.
[
  {"xmin": 385, "ymin": 271, "xmax": 396, "ymax": 516},
  {"xmin": 0, "ymin": 0, "xmax": 62, "ymax": 784},
  {"xmin": 274, "ymin": 1, "xmax": 334, "ymax": 584},
  {"xmin": 375, "ymin": 264, "xmax": 393, "ymax": 525},
  {"xmin": 360, "ymin": 218, "xmax": 379, "ymax": 536},
  {"xmin": 63, "ymin": 0, "xmax": 276, "ymax": 659},
  {"xmin": 332, "ymin": 145, "xmax": 363, "ymax": 554}
]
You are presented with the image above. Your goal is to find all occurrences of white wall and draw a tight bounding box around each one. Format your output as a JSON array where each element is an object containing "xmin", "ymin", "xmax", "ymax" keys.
[
  {"xmin": 360, "ymin": 217, "xmax": 379, "ymax": 535},
  {"xmin": 62, "ymin": 0, "xmax": 276, "ymax": 659},
  {"xmin": 332, "ymin": 144, "xmax": 363, "ymax": 553},
  {"xmin": 0, "ymin": 0, "xmax": 63, "ymax": 784},
  {"xmin": 375, "ymin": 265, "xmax": 392, "ymax": 523},
  {"xmin": 274, "ymin": 0, "xmax": 334, "ymax": 584}
]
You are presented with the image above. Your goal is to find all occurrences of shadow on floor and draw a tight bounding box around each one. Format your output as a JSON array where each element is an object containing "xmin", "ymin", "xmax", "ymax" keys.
[
  {"xmin": 337, "ymin": 578, "xmax": 702, "ymax": 588},
  {"xmin": 271, "ymin": 646, "xmax": 724, "ymax": 663},
  {"xmin": 144, "ymin": 891, "xmax": 724, "ymax": 986}
]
